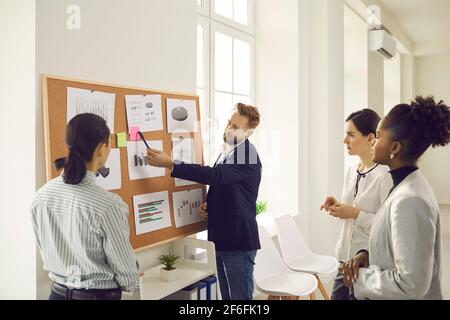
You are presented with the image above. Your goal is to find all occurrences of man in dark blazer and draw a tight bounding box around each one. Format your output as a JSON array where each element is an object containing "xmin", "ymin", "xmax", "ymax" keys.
[{"xmin": 147, "ymin": 103, "xmax": 262, "ymax": 300}]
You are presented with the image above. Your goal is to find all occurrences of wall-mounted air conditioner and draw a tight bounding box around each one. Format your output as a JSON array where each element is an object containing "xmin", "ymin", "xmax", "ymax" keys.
[{"xmin": 369, "ymin": 29, "xmax": 397, "ymax": 59}]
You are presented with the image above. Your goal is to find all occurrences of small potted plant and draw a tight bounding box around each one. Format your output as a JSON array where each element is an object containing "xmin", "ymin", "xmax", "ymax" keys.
[
  {"xmin": 159, "ymin": 251, "xmax": 180, "ymax": 282},
  {"xmin": 256, "ymin": 201, "xmax": 268, "ymax": 216}
]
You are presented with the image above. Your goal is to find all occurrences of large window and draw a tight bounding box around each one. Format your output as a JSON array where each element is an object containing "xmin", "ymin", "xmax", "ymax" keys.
[
  {"xmin": 195, "ymin": 0, "xmax": 255, "ymax": 246},
  {"xmin": 197, "ymin": 0, "xmax": 255, "ymax": 163},
  {"xmin": 211, "ymin": 22, "xmax": 254, "ymax": 156}
]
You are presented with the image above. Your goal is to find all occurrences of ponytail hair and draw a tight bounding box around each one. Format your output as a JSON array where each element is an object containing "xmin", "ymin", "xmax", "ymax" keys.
[
  {"xmin": 384, "ymin": 96, "xmax": 450, "ymax": 160},
  {"xmin": 53, "ymin": 113, "xmax": 110, "ymax": 185}
]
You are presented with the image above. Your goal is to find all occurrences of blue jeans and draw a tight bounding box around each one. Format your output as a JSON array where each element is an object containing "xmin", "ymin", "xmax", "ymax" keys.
[{"xmin": 216, "ymin": 250, "xmax": 257, "ymax": 300}]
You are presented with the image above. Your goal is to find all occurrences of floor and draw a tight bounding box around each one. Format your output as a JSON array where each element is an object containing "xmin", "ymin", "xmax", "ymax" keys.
[{"xmin": 256, "ymin": 205, "xmax": 450, "ymax": 300}]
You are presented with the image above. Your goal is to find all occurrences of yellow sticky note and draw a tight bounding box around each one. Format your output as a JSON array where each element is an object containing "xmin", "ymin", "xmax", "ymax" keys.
[{"xmin": 117, "ymin": 132, "xmax": 127, "ymax": 148}]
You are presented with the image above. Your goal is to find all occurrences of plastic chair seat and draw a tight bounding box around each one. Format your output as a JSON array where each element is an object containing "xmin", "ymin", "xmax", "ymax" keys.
[
  {"xmin": 286, "ymin": 255, "xmax": 339, "ymax": 275},
  {"xmin": 256, "ymin": 272, "xmax": 318, "ymax": 297}
]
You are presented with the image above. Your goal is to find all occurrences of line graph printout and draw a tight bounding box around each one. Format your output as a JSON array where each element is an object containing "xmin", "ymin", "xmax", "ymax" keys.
[{"xmin": 67, "ymin": 87, "xmax": 116, "ymax": 132}]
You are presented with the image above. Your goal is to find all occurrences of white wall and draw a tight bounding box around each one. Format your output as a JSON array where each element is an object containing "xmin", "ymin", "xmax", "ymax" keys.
[
  {"xmin": 299, "ymin": 0, "xmax": 345, "ymax": 256},
  {"xmin": 255, "ymin": 0, "xmax": 299, "ymax": 217},
  {"xmin": 0, "ymin": 0, "xmax": 37, "ymax": 299},
  {"xmin": 384, "ymin": 52, "xmax": 401, "ymax": 115},
  {"xmin": 344, "ymin": 5, "xmax": 368, "ymax": 117},
  {"xmin": 256, "ymin": 0, "xmax": 347, "ymax": 260},
  {"xmin": 36, "ymin": 0, "xmax": 197, "ymax": 299},
  {"xmin": 401, "ymin": 53, "xmax": 415, "ymax": 103},
  {"xmin": 344, "ymin": 5, "xmax": 368, "ymax": 168},
  {"xmin": 301, "ymin": 0, "xmax": 414, "ymax": 256},
  {"xmin": 367, "ymin": 51, "xmax": 384, "ymax": 117},
  {"xmin": 415, "ymin": 54, "xmax": 450, "ymax": 205}
]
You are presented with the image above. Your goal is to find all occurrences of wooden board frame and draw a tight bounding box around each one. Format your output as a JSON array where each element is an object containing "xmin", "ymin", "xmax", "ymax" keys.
[{"xmin": 42, "ymin": 75, "xmax": 207, "ymax": 251}]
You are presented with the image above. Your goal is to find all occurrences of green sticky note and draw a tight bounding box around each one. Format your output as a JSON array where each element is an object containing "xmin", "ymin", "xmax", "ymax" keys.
[{"xmin": 117, "ymin": 132, "xmax": 127, "ymax": 148}]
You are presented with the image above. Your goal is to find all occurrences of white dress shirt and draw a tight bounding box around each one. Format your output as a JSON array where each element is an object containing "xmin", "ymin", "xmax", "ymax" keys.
[
  {"xmin": 335, "ymin": 163, "xmax": 393, "ymax": 262},
  {"xmin": 215, "ymin": 140, "xmax": 246, "ymax": 166}
]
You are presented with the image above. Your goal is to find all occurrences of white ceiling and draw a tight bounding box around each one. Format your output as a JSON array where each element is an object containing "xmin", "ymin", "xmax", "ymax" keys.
[{"xmin": 378, "ymin": 0, "xmax": 450, "ymax": 55}]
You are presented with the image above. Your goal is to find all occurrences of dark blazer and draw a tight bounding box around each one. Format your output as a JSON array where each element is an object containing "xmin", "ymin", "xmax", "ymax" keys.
[{"xmin": 171, "ymin": 139, "xmax": 262, "ymax": 252}]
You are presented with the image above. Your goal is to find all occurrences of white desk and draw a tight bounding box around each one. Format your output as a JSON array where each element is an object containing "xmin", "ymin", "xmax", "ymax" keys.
[{"xmin": 139, "ymin": 237, "xmax": 216, "ymax": 300}]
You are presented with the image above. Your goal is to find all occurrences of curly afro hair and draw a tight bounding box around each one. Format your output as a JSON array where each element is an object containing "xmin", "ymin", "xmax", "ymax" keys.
[{"xmin": 383, "ymin": 96, "xmax": 450, "ymax": 160}]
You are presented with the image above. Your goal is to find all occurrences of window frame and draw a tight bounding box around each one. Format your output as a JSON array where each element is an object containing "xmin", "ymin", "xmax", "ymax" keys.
[
  {"xmin": 210, "ymin": 21, "xmax": 255, "ymax": 157},
  {"xmin": 196, "ymin": 0, "xmax": 256, "ymax": 243},
  {"xmin": 196, "ymin": 15, "xmax": 212, "ymax": 165},
  {"xmin": 197, "ymin": 0, "xmax": 210, "ymax": 17},
  {"xmin": 197, "ymin": 0, "xmax": 256, "ymax": 164},
  {"xmin": 210, "ymin": 0, "xmax": 255, "ymax": 35}
]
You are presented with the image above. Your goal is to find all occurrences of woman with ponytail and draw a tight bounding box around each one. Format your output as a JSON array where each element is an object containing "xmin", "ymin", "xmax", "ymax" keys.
[
  {"xmin": 32, "ymin": 114, "xmax": 140, "ymax": 300},
  {"xmin": 342, "ymin": 96, "xmax": 450, "ymax": 300},
  {"xmin": 320, "ymin": 109, "xmax": 392, "ymax": 300}
]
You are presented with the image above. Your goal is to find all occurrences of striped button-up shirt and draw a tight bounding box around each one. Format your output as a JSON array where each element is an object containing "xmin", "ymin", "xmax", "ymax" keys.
[{"xmin": 31, "ymin": 171, "xmax": 140, "ymax": 292}]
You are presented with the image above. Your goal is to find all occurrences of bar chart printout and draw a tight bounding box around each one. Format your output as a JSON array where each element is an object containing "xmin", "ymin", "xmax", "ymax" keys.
[
  {"xmin": 172, "ymin": 189, "xmax": 204, "ymax": 228},
  {"xmin": 127, "ymin": 140, "xmax": 165, "ymax": 180},
  {"xmin": 133, "ymin": 191, "xmax": 172, "ymax": 235}
]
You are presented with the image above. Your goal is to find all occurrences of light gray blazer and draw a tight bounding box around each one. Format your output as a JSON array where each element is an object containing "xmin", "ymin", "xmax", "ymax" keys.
[{"xmin": 354, "ymin": 170, "xmax": 443, "ymax": 300}]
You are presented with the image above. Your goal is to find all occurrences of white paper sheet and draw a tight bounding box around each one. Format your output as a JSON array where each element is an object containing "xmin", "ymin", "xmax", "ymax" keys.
[
  {"xmin": 127, "ymin": 140, "xmax": 165, "ymax": 181},
  {"xmin": 166, "ymin": 98, "xmax": 198, "ymax": 133},
  {"xmin": 125, "ymin": 95, "xmax": 163, "ymax": 133},
  {"xmin": 172, "ymin": 188, "xmax": 204, "ymax": 228},
  {"xmin": 133, "ymin": 191, "xmax": 172, "ymax": 235},
  {"xmin": 175, "ymin": 178, "xmax": 197, "ymax": 187},
  {"xmin": 172, "ymin": 136, "xmax": 195, "ymax": 164},
  {"xmin": 172, "ymin": 135, "xmax": 197, "ymax": 187},
  {"xmin": 95, "ymin": 148, "xmax": 122, "ymax": 191},
  {"xmin": 67, "ymin": 87, "xmax": 116, "ymax": 132}
]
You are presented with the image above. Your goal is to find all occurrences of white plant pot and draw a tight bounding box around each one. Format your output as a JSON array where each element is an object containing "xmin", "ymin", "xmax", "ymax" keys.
[{"xmin": 160, "ymin": 268, "xmax": 179, "ymax": 282}]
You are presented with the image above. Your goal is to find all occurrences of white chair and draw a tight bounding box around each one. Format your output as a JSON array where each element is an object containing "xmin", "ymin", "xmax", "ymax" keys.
[
  {"xmin": 274, "ymin": 215, "xmax": 339, "ymax": 300},
  {"xmin": 254, "ymin": 226, "xmax": 318, "ymax": 300}
]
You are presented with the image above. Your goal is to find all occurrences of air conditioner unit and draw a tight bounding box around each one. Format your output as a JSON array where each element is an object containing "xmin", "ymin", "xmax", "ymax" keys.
[{"xmin": 369, "ymin": 29, "xmax": 397, "ymax": 59}]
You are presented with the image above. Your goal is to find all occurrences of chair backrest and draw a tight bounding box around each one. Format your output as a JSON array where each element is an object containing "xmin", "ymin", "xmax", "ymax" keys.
[
  {"xmin": 274, "ymin": 215, "xmax": 313, "ymax": 265},
  {"xmin": 254, "ymin": 226, "xmax": 290, "ymax": 283}
]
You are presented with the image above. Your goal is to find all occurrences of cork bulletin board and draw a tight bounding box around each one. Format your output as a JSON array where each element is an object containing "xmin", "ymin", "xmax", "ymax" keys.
[{"xmin": 42, "ymin": 75, "xmax": 207, "ymax": 251}]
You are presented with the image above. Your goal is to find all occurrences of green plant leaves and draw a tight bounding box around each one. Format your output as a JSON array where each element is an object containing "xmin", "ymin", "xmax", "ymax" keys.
[{"xmin": 158, "ymin": 252, "xmax": 180, "ymax": 270}]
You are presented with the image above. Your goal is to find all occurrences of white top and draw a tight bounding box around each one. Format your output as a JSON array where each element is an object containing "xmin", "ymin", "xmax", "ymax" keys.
[
  {"xmin": 335, "ymin": 164, "xmax": 393, "ymax": 262},
  {"xmin": 355, "ymin": 170, "xmax": 443, "ymax": 300}
]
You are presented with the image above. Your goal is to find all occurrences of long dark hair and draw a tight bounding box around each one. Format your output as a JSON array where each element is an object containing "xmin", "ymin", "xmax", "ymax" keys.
[
  {"xmin": 346, "ymin": 109, "xmax": 381, "ymax": 136},
  {"xmin": 384, "ymin": 96, "xmax": 450, "ymax": 160},
  {"xmin": 54, "ymin": 113, "xmax": 110, "ymax": 185}
]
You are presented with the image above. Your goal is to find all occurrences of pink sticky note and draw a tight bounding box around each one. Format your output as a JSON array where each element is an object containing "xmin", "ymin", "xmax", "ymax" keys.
[{"xmin": 130, "ymin": 126, "xmax": 140, "ymax": 141}]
